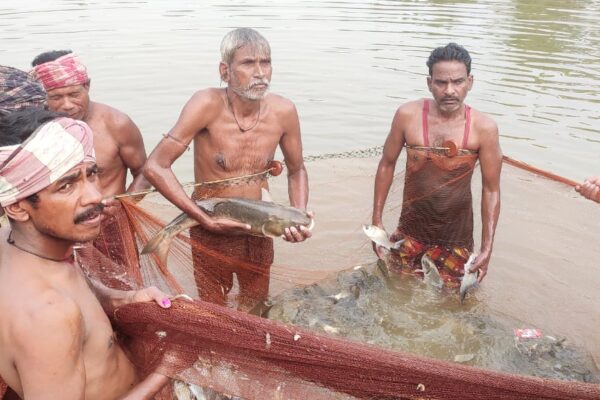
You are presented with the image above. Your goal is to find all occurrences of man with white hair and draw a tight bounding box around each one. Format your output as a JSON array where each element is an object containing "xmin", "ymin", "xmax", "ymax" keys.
[{"xmin": 144, "ymin": 28, "xmax": 312, "ymax": 310}]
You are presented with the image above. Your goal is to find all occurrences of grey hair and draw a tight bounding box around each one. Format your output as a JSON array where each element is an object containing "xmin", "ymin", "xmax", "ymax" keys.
[{"xmin": 220, "ymin": 28, "xmax": 271, "ymax": 65}]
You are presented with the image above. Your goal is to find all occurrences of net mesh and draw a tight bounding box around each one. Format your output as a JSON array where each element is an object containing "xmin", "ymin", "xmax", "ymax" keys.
[{"xmin": 1, "ymin": 150, "xmax": 599, "ymax": 399}]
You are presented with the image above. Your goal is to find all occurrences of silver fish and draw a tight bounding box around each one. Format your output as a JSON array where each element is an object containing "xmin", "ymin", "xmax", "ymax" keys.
[
  {"xmin": 418, "ymin": 254, "xmax": 444, "ymax": 289},
  {"xmin": 459, "ymin": 254, "xmax": 479, "ymax": 303},
  {"xmin": 362, "ymin": 224, "xmax": 405, "ymax": 251},
  {"xmin": 142, "ymin": 189, "xmax": 314, "ymax": 266}
]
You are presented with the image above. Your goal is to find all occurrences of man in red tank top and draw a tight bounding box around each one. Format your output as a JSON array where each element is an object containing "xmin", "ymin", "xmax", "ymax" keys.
[{"xmin": 372, "ymin": 43, "xmax": 502, "ymax": 286}]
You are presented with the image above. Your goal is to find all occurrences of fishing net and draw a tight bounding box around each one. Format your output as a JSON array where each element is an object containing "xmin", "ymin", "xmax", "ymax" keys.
[{"xmin": 2, "ymin": 149, "xmax": 600, "ymax": 399}]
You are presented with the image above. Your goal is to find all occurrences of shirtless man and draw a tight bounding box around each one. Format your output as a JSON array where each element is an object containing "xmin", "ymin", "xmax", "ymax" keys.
[
  {"xmin": 0, "ymin": 109, "xmax": 169, "ymax": 399},
  {"xmin": 144, "ymin": 28, "xmax": 311, "ymax": 309},
  {"xmin": 31, "ymin": 51, "xmax": 151, "ymax": 274},
  {"xmin": 576, "ymin": 177, "xmax": 600, "ymax": 203},
  {"xmin": 372, "ymin": 43, "xmax": 502, "ymax": 285}
]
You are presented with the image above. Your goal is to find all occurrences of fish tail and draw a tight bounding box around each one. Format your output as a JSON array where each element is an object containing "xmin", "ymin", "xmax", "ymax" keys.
[
  {"xmin": 141, "ymin": 213, "xmax": 192, "ymax": 265},
  {"xmin": 141, "ymin": 227, "xmax": 175, "ymax": 266}
]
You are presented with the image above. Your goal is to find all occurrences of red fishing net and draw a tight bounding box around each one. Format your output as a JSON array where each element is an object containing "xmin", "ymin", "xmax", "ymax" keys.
[{"xmin": 1, "ymin": 155, "xmax": 599, "ymax": 399}]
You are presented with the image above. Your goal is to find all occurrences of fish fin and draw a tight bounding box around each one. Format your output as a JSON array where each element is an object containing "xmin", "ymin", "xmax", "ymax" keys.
[
  {"xmin": 261, "ymin": 188, "xmax": 274, "ymax": 202},
  {"xmin": 307, "ymin": 217, "xmax": 315, "ymax": 231},
  {"xmin": 195, "ymin": 198, "xmax": 220, "ymax": 214},
  {"xmin": 390, "ymin": 238, "xmax": 405, "ymax": 250}
]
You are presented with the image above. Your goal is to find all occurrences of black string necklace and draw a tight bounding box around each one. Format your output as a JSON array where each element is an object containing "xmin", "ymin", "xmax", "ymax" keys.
[
  {"xmin": 225, "ymin": 87, "xmax": 261, "ymax": 133},
  {"xmin": 6, "ymin": 231, "xmax": 74, "ymax": 263}
]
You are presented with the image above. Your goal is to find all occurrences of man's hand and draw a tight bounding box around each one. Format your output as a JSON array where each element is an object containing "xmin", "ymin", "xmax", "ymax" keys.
[
  {"xmin": 129, "ymin": 286, "xmax": 173, "ymax": 308},
  {"xmin": 101, "ymin": 196, "xmax": 122, "ymax": 217},
  {"xmin": 469, "ymin": 251, "xmax": 491, "ymax": 283},
  {"xmin": 575, "ymin": 176, "xmax": 600, "ymax": 203},
  {"xmin": 281, "ymin": 211, "xmax": 314, "ymax": 243},
  {"xmin": 203, "ymin": 216, "xmax": 252, "ymax": 235}
]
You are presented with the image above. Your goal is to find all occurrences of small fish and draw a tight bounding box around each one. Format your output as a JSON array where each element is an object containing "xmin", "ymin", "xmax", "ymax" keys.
[
  {"xmin": 418, "ymin": 254, "xmax": 444, "ymax": 289},
  {"xmin": 376, "ymin": 258, "xmax": 390, "ymax": 280},
  {"xmin": 142, "ymin": 189, "xmax": 314, "ymax": 265},
  {"xmin": 362, "ymin": 224, "xmax": 405, "ymax": 251},
  {"xmin": 459, "ymin": 254, "xmax": 479, "ymax": 303}
]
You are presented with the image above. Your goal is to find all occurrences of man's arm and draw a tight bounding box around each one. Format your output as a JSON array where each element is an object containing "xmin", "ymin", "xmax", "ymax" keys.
[
  {"xmin": 13, "ymin": 294, "xmax": 86, "ymax": 399},
  {"xmin": 88, "ymin": 278, "xmax": 172, "ymax": 314},
  {"xmin": 143, "ymin": 91, "xmax": 249, "ymax": 234},
  {"xmin": 115, "ymin": 115, "xmax": 152, "ymax": 194},
  {"xmin": 471, "ymin": 118, "xmax": 502, "ymax": 282},
  {"xmin": 279, "ymin": 101, "xmax": 311, "ymax": 243},
  {"xmin": 575, "ymin": 176, "xmax": 600, "ymax": 203},
  {"xmin": 371, "ymin": 107, "xmax": 406, "ymax": 257}
]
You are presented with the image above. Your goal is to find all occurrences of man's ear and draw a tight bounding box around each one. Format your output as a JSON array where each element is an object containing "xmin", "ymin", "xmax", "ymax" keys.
[
  {"xmin": 426, "ymin": 76, "xmax": 433, "ymax": 92},
  {"xmin": 84, "ymin": 80, "xmax": 91, "ymax": 91},
  {"xmin": 4, "ymin": 201, "xmax": 31, "ymax": 222},
  {"xmin": 219, "ymin": 62, "xmax": 229, "ymax": 82},
  {"xmin": 467, "ymin": 74, "xmax": 474, "ymax": 91}
]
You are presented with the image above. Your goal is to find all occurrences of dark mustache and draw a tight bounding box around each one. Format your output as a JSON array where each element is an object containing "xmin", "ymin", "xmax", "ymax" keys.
[
  {"xmin": 74, "ymin": 203, "xmax": 105, "ymax": 224},
  {"xmin": 442, "ymin": 97, "xmax": 458, "ymax": 102}
]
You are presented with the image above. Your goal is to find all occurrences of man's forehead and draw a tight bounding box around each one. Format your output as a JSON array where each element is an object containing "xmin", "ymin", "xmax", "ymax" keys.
[
  {"xmin": 431, "ymin": 61, "xmax": 469, "ymax": 78},
  {"xmin": 233, "ymin": 44, "xmax": 270, "ymax": 60},
  {"xmin": 47, "ymin": 84, "xmax": 86, "ymax": 95},
  {"xmin": 59, "ymin": 161, "xmax": 94, "ymax": 178}
]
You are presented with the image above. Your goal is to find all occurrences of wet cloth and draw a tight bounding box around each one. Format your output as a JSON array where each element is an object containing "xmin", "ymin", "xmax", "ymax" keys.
[
  {"xmin": 190, "ymin": 191, "xmax": 273, "ymax": 309},
  {"xmin": 388, "ymin": 233, "xmax": 470, "ymax": 287},
  {"xmin": 30, "ymin": 53, "xmax": 89, "ymax": 91},
  {"xmin": 0, "ymin": 117, "xmax": 95, "ymax": 207},
  {"xmin": 392, "ymin": 99, "xmax": 478, "ymax": 285},
  {"xmin": 0, "ymin": 65, "xmax": 46, "ymax": 115}
]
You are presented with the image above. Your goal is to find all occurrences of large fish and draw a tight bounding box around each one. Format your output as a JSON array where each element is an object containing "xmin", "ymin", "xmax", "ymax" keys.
[
  {"xmin": 362, "ymin": 224, "xmax": 405, "ymax": 251},
  {"xmin": 142, "ymin": 189, "xmax": 313, "ymax": 265},
  {"xmin": 459, "ymin": 254, "xmax": 479, "ymax": 303}
]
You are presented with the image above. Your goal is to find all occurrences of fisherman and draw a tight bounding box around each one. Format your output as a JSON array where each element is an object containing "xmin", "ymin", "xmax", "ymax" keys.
[
  {"xmin": 576, "ymin": 176, "xmax": 600, "ymax": 203},
  {"xmin": 0, "ymin": 109, "xmax": 171, "ymax": 399},
  {"xmin": 31, "ymin": 51, "xmax": 151, "ymax": 278},
  {"xmin": 144, "ymin": 28, "xmax": 312, "ymax": 310},
  {"xmin": 371, "ymin": 43, "xmax": 502, "ymax": 285}
]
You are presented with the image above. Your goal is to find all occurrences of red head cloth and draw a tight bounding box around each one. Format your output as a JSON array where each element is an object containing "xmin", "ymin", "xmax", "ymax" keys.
[
  {"xmin": 0, "ymin": 117, "xmax": 95, "ymax": 207},
  {"xmin": 30, "ymin": 53, "xmax": 89, "ymax": 92}
]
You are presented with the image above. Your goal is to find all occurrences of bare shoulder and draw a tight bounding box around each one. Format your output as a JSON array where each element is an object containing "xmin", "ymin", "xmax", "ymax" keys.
[
  {"xmin": 471, "ymin": 108, "xmax": 499, "ymax": 136},
  {"xmin": 396, "ymin": 99, "xmax": 422, "ymax": 115},
  {"xmin": 10, "ymin": 288, "xmax": 82, "ymax": 350},
  {"xmin": 265, "ymin": 93, "xmax": 297, "ymax": 116},
  {"xmin": 91, "ymin": 102, "xmax": 138, "ymax": 132},
  {"xmin": 186, "ymin": 87, "xmax": 223, "ymax": 109}
]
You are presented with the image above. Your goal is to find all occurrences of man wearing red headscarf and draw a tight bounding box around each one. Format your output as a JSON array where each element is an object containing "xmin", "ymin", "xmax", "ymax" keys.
[{"xmin": 31, "ymin": 51, "xmax": 151, "ymax": 275}]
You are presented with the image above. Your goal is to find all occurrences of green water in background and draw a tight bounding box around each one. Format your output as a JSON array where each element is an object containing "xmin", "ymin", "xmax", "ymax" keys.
[{"xmin": 1, "ymin": 0, "xmax": 599, "ymax": 180}]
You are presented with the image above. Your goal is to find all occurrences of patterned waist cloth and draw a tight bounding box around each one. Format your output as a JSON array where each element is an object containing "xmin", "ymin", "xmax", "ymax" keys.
[{"xmin": 388, "ymin": 232, "xmax": 471, "ymax": 288}]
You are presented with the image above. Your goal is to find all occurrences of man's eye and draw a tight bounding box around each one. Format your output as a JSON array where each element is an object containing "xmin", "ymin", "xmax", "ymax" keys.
[{"xmin": 59, "ymin": 183, "xmax": 73, "ymax": 191}]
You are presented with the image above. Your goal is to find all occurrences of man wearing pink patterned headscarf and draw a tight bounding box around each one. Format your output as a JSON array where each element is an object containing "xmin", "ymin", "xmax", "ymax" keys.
[
  {"xmin": 0, "ymin": 108, "xmax": 171, "ymax": 399},
  {"xmin": 31, "ymin": 50, "xmax": 151, "ymax": 272}
]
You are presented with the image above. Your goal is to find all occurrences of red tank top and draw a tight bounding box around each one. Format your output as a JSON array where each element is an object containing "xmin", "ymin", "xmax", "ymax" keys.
[{"xmin": 398, "ymin": 99, "xmax": 478, "ymax": 249}]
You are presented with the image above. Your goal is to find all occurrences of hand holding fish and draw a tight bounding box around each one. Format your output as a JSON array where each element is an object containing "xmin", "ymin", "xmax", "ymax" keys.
[
  {"xmin": 203, "ymin": 215, "xmax": 252, "ymax": 235},
  {"xmin": 575, "ymin": 176, "xmax": 600, "ymax": 203},
  {"xmin": 282, "ymin": 211, "xmax": 314, "ymax": 243},
  {"xmin": 468, "ymin": 251, "xmax": 491, "ymax": 283}
]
